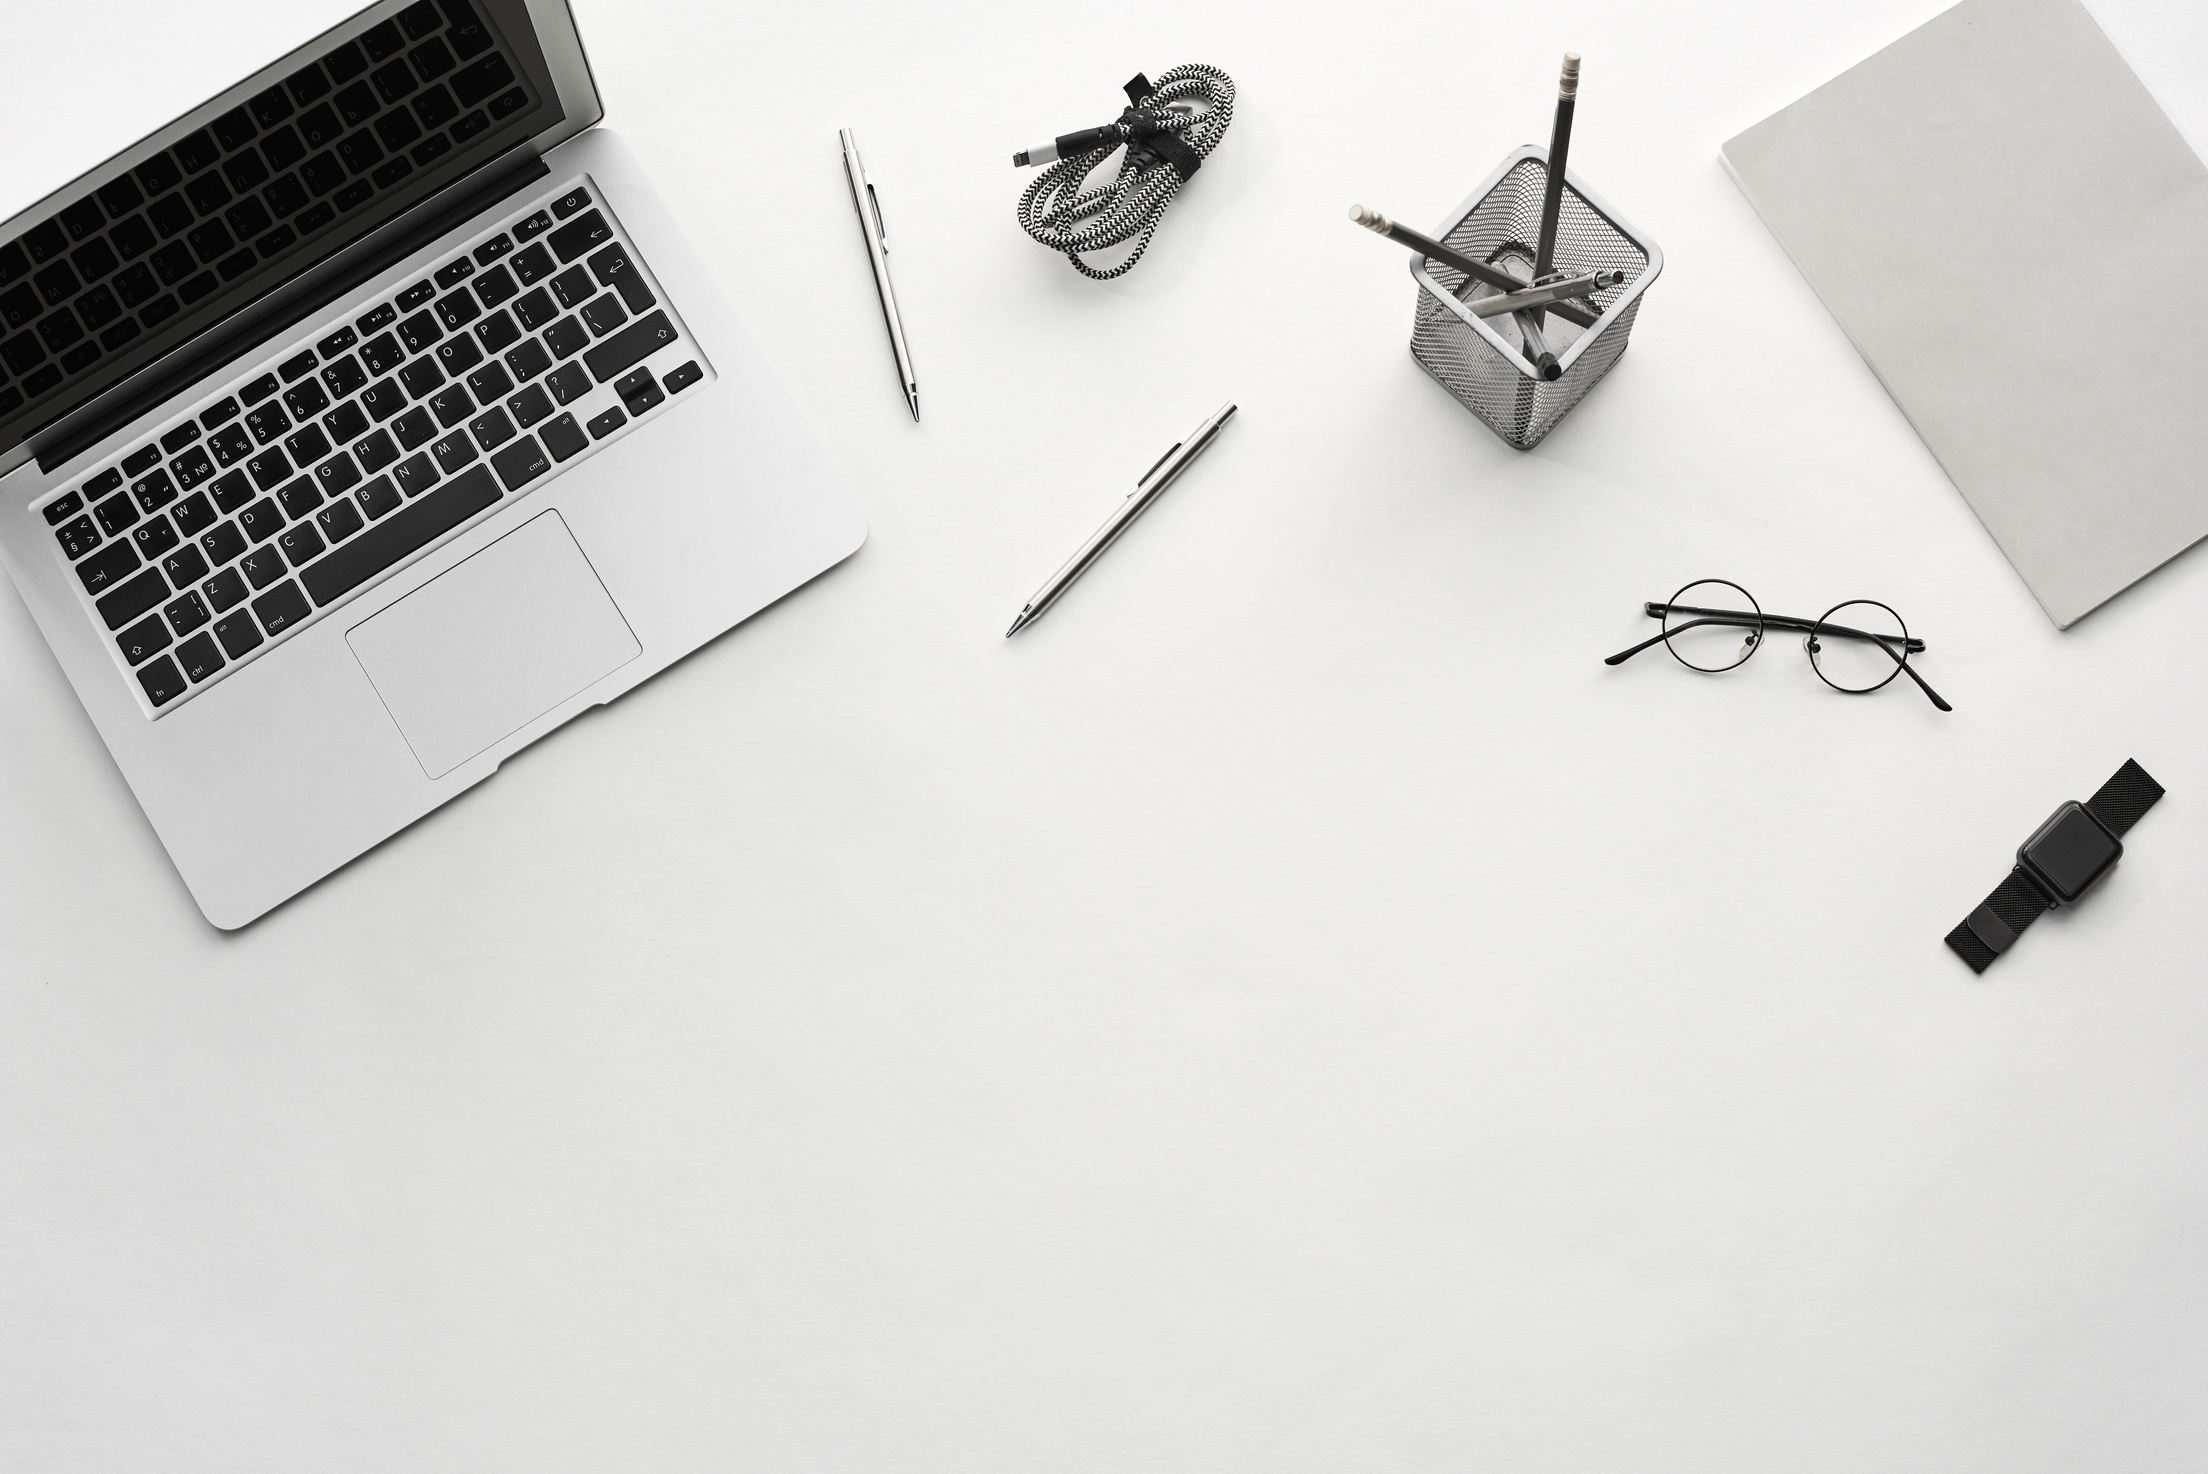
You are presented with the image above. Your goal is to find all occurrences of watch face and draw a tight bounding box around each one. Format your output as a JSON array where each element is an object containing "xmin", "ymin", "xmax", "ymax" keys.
[{"xmin": 2018, "ymin": 802, "xmax": 2122, "ymax": 902}]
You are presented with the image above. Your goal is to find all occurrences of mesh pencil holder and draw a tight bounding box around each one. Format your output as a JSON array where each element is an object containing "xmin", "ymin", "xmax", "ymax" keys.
[{"xmin": 1409, "ymin": 146, "xmax": 1661, "ymax": 450}]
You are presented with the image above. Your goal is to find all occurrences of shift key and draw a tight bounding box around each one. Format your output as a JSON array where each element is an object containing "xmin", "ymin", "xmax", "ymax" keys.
[{"xmin": 582, "ymin": 311, "xmax": 677, "ymax": 384}]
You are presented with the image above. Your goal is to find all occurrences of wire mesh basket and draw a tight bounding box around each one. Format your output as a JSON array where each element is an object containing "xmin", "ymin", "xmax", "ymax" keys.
[{"xmin": 1409, "ymin": 146, "xmax": 1661, "ymax": 450}]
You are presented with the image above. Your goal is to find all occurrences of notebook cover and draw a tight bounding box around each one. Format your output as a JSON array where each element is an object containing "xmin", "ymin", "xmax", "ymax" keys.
[{"xmin": 1721, "ymin": 0, "xmax": 2208, "ymax": 628}]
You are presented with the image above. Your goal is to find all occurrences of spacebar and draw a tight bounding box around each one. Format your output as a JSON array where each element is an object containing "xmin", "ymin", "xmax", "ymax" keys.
[{"xmin": 301, "ymin": 465, "xmax": 502, "ymax": 607}]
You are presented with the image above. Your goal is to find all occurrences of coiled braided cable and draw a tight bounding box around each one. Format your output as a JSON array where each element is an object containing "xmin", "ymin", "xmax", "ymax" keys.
[{"xmin": 1014, "ymin": 65, "xmax": 1235, "ymax": 280}]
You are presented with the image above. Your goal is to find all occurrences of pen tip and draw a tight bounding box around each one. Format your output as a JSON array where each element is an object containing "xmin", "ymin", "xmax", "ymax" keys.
[{"xmin": 908, "ymin": 391, "xmax": 920, "ymax": 422}]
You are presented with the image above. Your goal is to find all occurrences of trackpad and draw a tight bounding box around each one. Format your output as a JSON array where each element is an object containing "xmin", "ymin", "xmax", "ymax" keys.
[{"xmin": 348, "ymin": 511, "xmax": 641, "ymax": 779}]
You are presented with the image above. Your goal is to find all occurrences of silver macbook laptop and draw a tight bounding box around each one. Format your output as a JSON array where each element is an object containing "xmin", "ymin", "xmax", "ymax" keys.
[{"xmin": 0, "ymin": 0, "xmax": 867, "ymax": 927}]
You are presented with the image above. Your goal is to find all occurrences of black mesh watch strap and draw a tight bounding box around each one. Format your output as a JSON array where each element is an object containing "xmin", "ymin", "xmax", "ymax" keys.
[
  {"xmin": 1945, "ymin": 759, "xmax": 2163, "ymax": 973},
  {"xmin": 1945, "ymin": 867, "xmax": 2053, "ymax": 973},
  {"xmin": 2084, "ymin": 758, "xmax": 2164, "ymax": 837}
]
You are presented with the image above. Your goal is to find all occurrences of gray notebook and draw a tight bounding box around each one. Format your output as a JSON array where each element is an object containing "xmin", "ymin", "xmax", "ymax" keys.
[{"xmin": 1722, "ymin": 0, "xmax": 2208, "ymax": 628}]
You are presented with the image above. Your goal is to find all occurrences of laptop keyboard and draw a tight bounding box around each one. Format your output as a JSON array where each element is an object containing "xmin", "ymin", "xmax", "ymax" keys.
[
  {"xmin": 0, "ymin": 0, "xmax": 538, "ymax": 438},
  {"xmin": 36, "ymin": 179, "xmax": 711, "ymax": 716}
]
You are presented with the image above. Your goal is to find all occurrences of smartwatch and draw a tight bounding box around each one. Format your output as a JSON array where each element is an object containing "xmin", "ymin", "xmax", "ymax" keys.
[{"xmin": 1945, "ymin": 759, "xmax": 2164, "ymax": 973}]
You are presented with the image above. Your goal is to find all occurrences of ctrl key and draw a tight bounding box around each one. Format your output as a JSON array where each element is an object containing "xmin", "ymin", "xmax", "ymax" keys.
[
  {"xmin": 137, "ymin": 655, "xmax": 187, "ymax": 707},
  {"xmin": 175, "ymin": 631, "xmax": 226, "ymax": 683}
]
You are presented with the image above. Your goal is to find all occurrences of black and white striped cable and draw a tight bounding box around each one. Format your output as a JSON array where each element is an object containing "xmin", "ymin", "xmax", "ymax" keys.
[{"xmin": 1012, "ymin": 65, "xmax": 1235, "ymax": 280}]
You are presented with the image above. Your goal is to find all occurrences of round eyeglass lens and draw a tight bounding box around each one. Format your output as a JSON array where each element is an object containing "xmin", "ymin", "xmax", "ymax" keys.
[
  {"xmin": 1662, "ymin": 579, "xmax": 1763, "ymax": 672},
  {"xmin": 1807, "ymin": 599, "xmax": 1910, "ymax": 693}
]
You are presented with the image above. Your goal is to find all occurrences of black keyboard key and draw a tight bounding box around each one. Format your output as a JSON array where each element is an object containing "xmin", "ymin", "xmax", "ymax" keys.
[
  {"xmin": 510, "ymin": 243, "xmax": 554, "ymax": 287},
  {"xmin": 468, "ymin": 405, "xmax": 514, "ymax": 450},
  {"xmin": 411, "ymin": 133, "xmax": 454, "ymax": 169},
  {"xmin": 164, "ymin": 589, "xmax": 210, "ymax": 635},
  {"xmin": 586, "ymin": 406, "xmax": 626, "ymax": 439},
  {"xmin": 360, "ymin": 331, "xmax": 406, "ymax": 374},
  {"xmin": 582, "ymin": 311, "xmax": 676, "ymax": 383},
  {"xmin": 392, "ymin": 406, "xmax": 437, "ymax": 449},
  {"xmin": 434, "ymin": 334, "xmax": 482, "ymax": 375},
  {"xmin": 504, "ymin": 337, "xmax": 551, "ymax": 383},
  {"xmin": 283, "ymin": 377, "xmax": 330, "ymax": 420},
  {"xmin": 164, "ymin": 544, "xmax": 210, "ymax": 587},
  {"xmin": 324, "ymin": 401, "xmax": 369, "ymax": 444},
  {"xmin": 450, "ymin": 52, "xmax": 515, "ymax": 108},
  {"xmin": 396, "ymin": 279, "xmax": 435, "ymax": 310},
  {"xmin": 434, "ymin": 286, "xmax": 479, "ymax": 330},
  {"xmin": 489, "ymin": 434, "xmax": 548, "ymax": 491},
  {"xmin": 175, "ymin": 631, "xmax": 225, "ymax": 683},
  {"xmin": 391, "ymin": 452, "xmax": 439, "ymax": 498},
  {"xmin": 123, "ymin": 445, "xmax": 162, "ymax": 475},
  {"xmin": 213, "ymin": 610, "xmax": 264, "ymax": 658},
  {"xmin": 472, "ymin": 262, "xmax": 516, "ymax": 306},
  {"xmin": 317, "ymin": 325, "xmax": 358, "ymax": 358},
  {"xmin": 279, "ymin": 349, "xmax": 319, "ymax": 382},
  {"xmin": 117, "ymin": 611, "xmax": 172, "ymax": 664},
  {"xmin": 320, "ymin": 353, "xmax": 367, "ymax": 397},
  {"xmin": 302, "ymin": 463, "xmax": 500, "ymax": 606},
  {"xmin": 506, "ymin": 382, "xmax": 551, "ymax": 428},
  {"xmin": 356, "ymin": 302, "xmax": 397, "ymax": 335},
  {"xmin": 664, "ymin": 360, "xmax": 702, "ymax": 394},
  {"xmin": 429, "ymin": 385, "xmax": 473, "ymax": 427},
  {"xmin": 473, "ymin": 308, "xmax": 519, "ymax": 353},
  {"xmin": 208, "ymin": 469, "xmax": 254, "ymax": 513},
  {"xmin": 200, "ymin": 521, "xmax": 247, "ymax": 567},
  {"xmin": 355, "ymin": 428, "xmax": 400, "ymax": 473},
  {"xmin": 170, "ymin": 445, "xmax": 215, "ymax": 489},
  {"xmin": 207, "ymin": 423, "xmax": 253, "ymax": 465},
  {"xmin": 474, "ymin": 234, "xmax": 514, "ymax": 266},
  {"xmin": 44, "ymin": 489, "xmax": 87, "ymax": 525},
  {"xmin": 466, "ymin": 361, "xmax": 513, "ymax": 402},
  {"xmin": 98, "ymin": 567, "xmax": 169, "ymax": 629},
  {"xmin": 240, "ymin": 372, "xmax": 280, "ymax": 405},
  {"xmin": 284, "ymin": 425, "xmax": 331, "ymax": 466},
  {"xmin": 543, "ymin": 316, "xmax": 588, "ymax": 360},
  {"xmin": 551, "ymin": 188, "xmax": 590, "ymax": 220},
  {"xmin": 316, "ymin": 451, "xmax": 363, "ymax": 497},
  {"xmin": 398, "ymin": 309, "xmax": 442, "ymax": 353},
  {"xmin": 202, "ymin": 566, "xmax": 248, "ymax": 613},
  {"xmin": 538, "ymin": 412, "xmax": 587, "ymax": 462},
  {"xmin": 580, "ymin": 293, "xmax": 627, "ymax": 337},
  {"xmin": 276, "ymin": 477, "xmax": 323, "ymax": 520},
  {"xmin": 137, "ymin": 655, "xmax": 186, "ymax": 706},
  {"xmin": 550, "ymin": 265, "xmax": 593, "ymax": 309},
  {"xmin": 159, "ymin": 421, "xmax": 201, "ymax": 454},
  {"xmin": 237, "ymin": 498, "xmax": 285, "ymax": 543},
  {"xmin": 434, "ymin": 257, "xmax": 475, "ymax": 290},
  {"xmin": 82, "ymin": 466, "xmax": 126, "ymax": 498},
  {"xmin": 361, "ymin": 378, "xmax": 408, "ymax": 421},
  {"xmin": 253, "ymin": 580, "xmax": 311, "ymax": 634},
  {"xmin": 200, "ymin": 397, "xmax": 241, "ymax": 430},
  {"xmin": 512, "ymin": 285, "xmax": 557, "ymax": 330},
  {"xmin": 545, "ymin": 361, "xmax": 590, "ymax": 404},
  {"xmin": 587, "ymin": 242, "xmax": 654, "ymax": 312},
  {"xmin": 431, "ymin": 429, "xmax": 478, "ymax": 473},
  {"xmin": 171, "ymin": 491, "xmax": 216, "ymax": 536},
  {"xmin": 279, "ymin": 522, "xmax": 326, "ymax": 566},
  {"xmin": 76, "ymin": 539, "xmax": 139, "ymax": 594},
  {"xmin": 398, "ymin": 357, "xmax": 445, "ymax": 398},
  {"xmin": 247, "ymin": 447, "xmax": 293, "ymax": 489},
  {"xmin": 240, "ymin": 545, "xmax": 286, "ymax": 588},
  {"xmin": 615, "ymin": 368, "xmax": 664, "ymax": 417},
  {"xmin": 357, "ymin": 474, "xmax": 402, "ymax": 520},
  {"xmin": 56, "ymin": 514, "xmax": 101, "ymax": 560},
  {"xmin": 245, "ymin": 402, "xmax": 292, "ymax": 444},
  {"xmin": 97, "ymin": 176, "xmax": 146, "ymax": 217},
  {"xmin": 318, "ymin": 497, "xmax": 366, "ymax": 542},
  {"xmin": 513, "ymin": 209, "xmax": 553, "ymax": 243},
  {"xmin": 131, "ymin": 515, "xmax": 179, "ymax": 559}
]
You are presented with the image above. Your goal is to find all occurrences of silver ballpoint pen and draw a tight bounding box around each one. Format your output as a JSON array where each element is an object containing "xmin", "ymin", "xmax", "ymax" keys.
[
  {"xmin": 839, "ymin": 128, "xmax": 919, "ymax": 420},
  {"xmin": 1005, "ymin": 402, "xmax": 1238, "ymax": 638}
]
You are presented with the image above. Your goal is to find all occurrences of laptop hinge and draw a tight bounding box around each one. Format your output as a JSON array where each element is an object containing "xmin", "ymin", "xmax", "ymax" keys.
[{"xmin": 37, "ymin": 153, "xmax": 553, "ymax": 476}]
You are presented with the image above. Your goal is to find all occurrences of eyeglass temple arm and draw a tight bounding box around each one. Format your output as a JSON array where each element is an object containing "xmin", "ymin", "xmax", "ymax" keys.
[{"xmin": 1603, "ymin": 615, "xmax": 1759, "ymax": 666}]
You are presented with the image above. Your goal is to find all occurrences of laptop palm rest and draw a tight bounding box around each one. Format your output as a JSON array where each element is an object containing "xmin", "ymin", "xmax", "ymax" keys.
[{"xmin": 347, "ymin": 511, "xmax": 641, "ymax": 780}]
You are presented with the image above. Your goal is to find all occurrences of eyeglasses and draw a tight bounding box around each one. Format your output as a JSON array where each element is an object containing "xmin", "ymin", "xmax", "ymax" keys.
[{"xmin": 1604, "ymin": 579, "xmax": 1951, "ymax": 711}]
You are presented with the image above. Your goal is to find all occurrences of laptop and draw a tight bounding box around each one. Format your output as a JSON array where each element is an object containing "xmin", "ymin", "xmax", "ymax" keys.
[{"xmin": 0, "ymin": 0, "xmax": 867, "ymax": 928}]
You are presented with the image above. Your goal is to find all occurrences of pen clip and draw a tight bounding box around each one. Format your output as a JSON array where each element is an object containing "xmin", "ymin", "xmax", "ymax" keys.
[
  {"xmin": 1136, "ymin": 441, "xmax": 1183, "ymax": 489},
  {"xmin": 865, "ymin": 178, "xmax": 888, "ymax": 248}
]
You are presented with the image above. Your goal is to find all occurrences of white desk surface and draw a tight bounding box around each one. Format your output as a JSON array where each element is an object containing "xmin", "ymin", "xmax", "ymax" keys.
[{"xmin": 4, "ymin": 0, "xmax": 2205, "ymax": 1468}]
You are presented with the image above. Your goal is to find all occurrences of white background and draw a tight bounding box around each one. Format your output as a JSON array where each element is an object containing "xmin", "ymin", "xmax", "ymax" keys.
[{"xmin": 4, "ymin": 0, "xmax": 2206, "ymax": 1468}]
